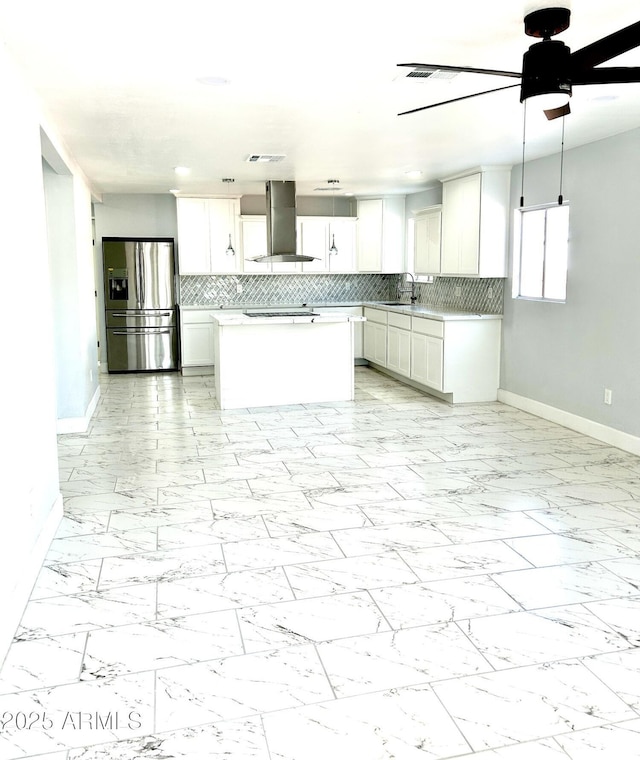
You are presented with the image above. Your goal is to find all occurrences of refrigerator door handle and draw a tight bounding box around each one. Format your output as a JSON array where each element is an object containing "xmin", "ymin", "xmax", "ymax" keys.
[
  {"xmin": 111, "ymin": 312, "xmax": 173, "ymax": 318},
  {"xmin": 135, "ymin": 242, "xmax": 144, "ymax": 308},
  {"xmin": 112, "ymin": 330, "xmax": 172, "ymax": 336}
]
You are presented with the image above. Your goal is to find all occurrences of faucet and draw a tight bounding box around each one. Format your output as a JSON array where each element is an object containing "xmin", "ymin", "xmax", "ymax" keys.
[{"xmin": 398, "ymin": 272, "xmax": 417, "ymax": 304}]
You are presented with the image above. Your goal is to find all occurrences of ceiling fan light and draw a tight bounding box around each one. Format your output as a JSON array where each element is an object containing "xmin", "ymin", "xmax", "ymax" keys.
[{"xmin": 528, "ymin": 90, "xmax": 571, "ymax": 111}]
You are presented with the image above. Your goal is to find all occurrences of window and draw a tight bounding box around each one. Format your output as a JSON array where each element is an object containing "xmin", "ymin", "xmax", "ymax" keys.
[{"xmin": 513, "ymin": 203, "xmax": 569, "ymax": 301}]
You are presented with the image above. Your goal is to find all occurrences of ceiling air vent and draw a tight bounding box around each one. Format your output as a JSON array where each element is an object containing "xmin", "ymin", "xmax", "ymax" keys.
[
  {"xmin": 407, "ymin": 68, "xmax": 459, "ymax": 80},
  {"xmin": 246, "ymin": 154, "xmax": 286, "ymax": 163}
]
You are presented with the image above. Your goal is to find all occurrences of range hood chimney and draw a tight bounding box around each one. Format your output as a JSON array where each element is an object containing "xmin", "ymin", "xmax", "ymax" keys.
[{"xmin": 251, "ymin": 180, "xmax": 317, "ymax": 263}]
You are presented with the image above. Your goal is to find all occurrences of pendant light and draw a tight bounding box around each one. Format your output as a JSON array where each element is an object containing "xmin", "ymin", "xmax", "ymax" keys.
[
  {"xmin": 223, "ymin": 177, "xmax": 236, "ymax": 255},
  {"xmin": 328, "ymin": 179, "xmax": 339, "ymax": 255}
]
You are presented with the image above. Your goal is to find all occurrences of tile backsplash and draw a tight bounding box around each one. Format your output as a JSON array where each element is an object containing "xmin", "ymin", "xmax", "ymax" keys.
[{"xmin": 180, "ymin": 274, "xmax": 504, "ymax": 314}]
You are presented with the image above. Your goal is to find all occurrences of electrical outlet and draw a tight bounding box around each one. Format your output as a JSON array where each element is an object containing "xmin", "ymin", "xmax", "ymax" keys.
[
  {"xmin": 236, "ymin": 283, "xmax": 243, "ymax": 294},
  {"xmin": 487, "ymin": 287, "xmax": 493, "ymax": 299},
  {"xmin": 604, "ymin": 388, "xmax": 613, "ymax": 405},
  {"xmin": 455, "ymin": 286, "xmax": 462, "ymax": 298},
  {"xmin": 345, "ymin": 282, "xmax": 351, "ymax": 291}
]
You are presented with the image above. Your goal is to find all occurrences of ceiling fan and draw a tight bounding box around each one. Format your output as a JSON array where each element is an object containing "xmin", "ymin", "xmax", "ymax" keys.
[{"xmin": 398, "ymin": 7, "xmax": 640, "ymax": 120}]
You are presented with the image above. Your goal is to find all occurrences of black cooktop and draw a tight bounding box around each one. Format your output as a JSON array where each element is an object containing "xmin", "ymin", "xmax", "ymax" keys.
[{"xmin": 244, "ymin": 311, "xmax": 319, "ymax": 317}]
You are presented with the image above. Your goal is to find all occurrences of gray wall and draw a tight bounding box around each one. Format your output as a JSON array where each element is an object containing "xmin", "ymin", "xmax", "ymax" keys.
[
  {"xmin": 404, "ymin": 185, "xmax": 442, "ymax": 213},
  {"xmin": 501, "ymin": 127, "xmax": 640, "ymax": 438}
]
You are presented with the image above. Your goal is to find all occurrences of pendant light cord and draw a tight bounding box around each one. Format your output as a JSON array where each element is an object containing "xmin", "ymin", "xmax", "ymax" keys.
[{"xmin": 558, "ymin": 115, "xmax": 566, "ymax": 205}]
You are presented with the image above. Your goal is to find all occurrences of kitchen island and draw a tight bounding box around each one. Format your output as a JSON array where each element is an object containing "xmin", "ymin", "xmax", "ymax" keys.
[{"xmin": 211, "ymin": 310, "xmax": 364, "ymax": 409}]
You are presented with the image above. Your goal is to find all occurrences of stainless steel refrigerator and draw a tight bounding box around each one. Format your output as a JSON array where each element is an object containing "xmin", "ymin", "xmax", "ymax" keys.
[{"xmin": 103, "ymin": 238, "xmax": 178, "ymax": 372}]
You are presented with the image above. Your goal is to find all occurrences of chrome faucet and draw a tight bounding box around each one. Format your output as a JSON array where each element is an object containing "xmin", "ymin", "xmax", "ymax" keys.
[{"xmin": 398, "ymin": 272, "xmax": 417, "ymax": 304}]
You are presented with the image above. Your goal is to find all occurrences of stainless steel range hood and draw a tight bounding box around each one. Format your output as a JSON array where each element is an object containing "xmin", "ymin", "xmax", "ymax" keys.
[{"xmin": 251, "ymin": 180, "xmax": 317, "ymax": 263}]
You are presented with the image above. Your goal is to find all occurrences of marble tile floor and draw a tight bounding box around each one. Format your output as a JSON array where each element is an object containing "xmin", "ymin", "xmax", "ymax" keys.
[{"xmin": 3, "ymin": 367, "xmax": 640, "ymax": 758}]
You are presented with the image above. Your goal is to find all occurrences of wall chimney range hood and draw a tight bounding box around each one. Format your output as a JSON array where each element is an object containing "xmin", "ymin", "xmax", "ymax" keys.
[{"xmin": 251, "ymin": 180, "xmax": 317, "ymax": 263}]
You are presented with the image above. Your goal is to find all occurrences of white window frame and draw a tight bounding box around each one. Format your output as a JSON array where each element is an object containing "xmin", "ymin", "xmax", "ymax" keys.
[{"xmin": 512, "ymin": 202, "xmax": 569, "ymax": 302}]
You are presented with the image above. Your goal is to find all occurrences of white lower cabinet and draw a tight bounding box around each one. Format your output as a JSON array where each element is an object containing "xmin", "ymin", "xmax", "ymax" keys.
[
  {"xmin": 364, "ymin": 306, "xmax": 501, "ymax": 403},
  {"xmin": 386, "ymin": 312, "xmax": 411, "ymax": 377},
  {"xmin": 180, "ymin": 310, "xmax": 215, "ymax": 370},
  {"xmin": 363, "ymin": 307, "xmax": 387, "ymax": 365},
  {"xmin": 410, "ymin": 317, "xmax": 444, "ymax": 390}
]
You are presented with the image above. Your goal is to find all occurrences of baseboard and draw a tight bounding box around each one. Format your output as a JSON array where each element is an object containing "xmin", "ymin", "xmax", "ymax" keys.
[
  {"xmin": 0, "ymin": 493, "xmax": 63, "ymax": 667},
  {"xmin": 498, "ymin": 389, "xmax": 640, "ymax": 457},
  {"xmin": 181, "ymin": 366, "xmax": 215, "ymax": 376},
  {"xmin": 56, "ymin": 384, "xmax": 101, "ymax": 434}
]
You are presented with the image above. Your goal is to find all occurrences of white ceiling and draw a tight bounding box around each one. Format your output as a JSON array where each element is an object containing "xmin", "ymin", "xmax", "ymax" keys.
[{"xmin": 1, "ymin": 0, "xmax": 639, "ymax": 198}]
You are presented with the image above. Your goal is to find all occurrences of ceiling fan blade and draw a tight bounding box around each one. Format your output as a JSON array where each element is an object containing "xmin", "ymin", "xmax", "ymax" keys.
[
  {"xmin": 544, "ymin": 103, "xmax": 571, "ymax": 120},
  {"xmin": 398, "ymin": 63, "xmax": 521, "ymax": 78},
  {"xmin": 569, "ymin": 21, "xmax": 640, "ymax": 70},
  {"xmin": 571, "ymin": 66, "xmax": 640, "ymax": 85},
  {"xmin": 398, "ymin": 83, "xmax": 520, "ymax": 116}
]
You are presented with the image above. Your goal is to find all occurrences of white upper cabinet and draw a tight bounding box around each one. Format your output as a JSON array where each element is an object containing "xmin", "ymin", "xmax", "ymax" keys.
[
  {"xmin": 414, "ymin": 205, "xmax": 442, "ymax": 275},
  {"xmin": 176, "ymin": 198, "xmax": 210, "ymax": 273},
  {"xmin": 440, "ymin": 167, "xmax": 511, "ymax": 277},
  {"xmin": 300, "ymin": 216, "xmax": 358, "ymax": 273},
  {"xmin": 209, "ymin": 198, "xmax": 241, "ymax": 273},
  {"xmin": 241, "ymin": 215, "xmax": 272, "ymax": 273},
  {"xmin": 357, "ymin": 196, "xmax": 405, "ymax": 273},
  {"xmin": 300, "ymin": 217, "xmax": 330, "ymax": 272},
  {"xmin": 328, "ymin": 218, "xmax": 357, "ymax": 272},
  {"xmin": 176, "ymin": 197, "xmax": 240, "ymax": 274}
]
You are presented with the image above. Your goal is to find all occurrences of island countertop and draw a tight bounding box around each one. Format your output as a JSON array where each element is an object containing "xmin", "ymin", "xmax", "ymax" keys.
[{"xmin": 211, "ymin": 310, "xmax": 364, "ymax": 326}]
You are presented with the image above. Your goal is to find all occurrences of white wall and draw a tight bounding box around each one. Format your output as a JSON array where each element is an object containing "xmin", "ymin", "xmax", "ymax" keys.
[
  {"xmin": 0, "ymin": 43, "xmax": 97, "ymax": 663},
  {"xmin": 0, "ymin": 45, "xmax": 62, "ymax": 661},
  {"xmin": 501, "ymin": 127, "xmax": 640, "ymax": 443},
  {"xmin": 43, "ymin": 162, "xmax": 99, "ymax": 430}
]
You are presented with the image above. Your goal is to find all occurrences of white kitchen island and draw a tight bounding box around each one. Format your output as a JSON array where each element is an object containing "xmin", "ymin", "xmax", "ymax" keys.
[{"xmin": 212, "ymin": 311, "xmax": 364, "ymax": 409}]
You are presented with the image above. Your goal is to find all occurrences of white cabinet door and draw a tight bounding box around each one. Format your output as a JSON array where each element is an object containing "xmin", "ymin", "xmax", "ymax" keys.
[
  {"xmin": 300, "ymin": 218, "xmax": 329, "ymax": 272},
  {"xmin": 328, "ymin": 218, "xmax": 357, "ymax": 272},
  {"xmin": 357, "ymin": 197, "xmax": 405, "ymax": 273},
  {"xmin": 176, "ymin": 198, "xmax": 211, "ymax": 274},
  {"xmin": 387, "ymin": 326, "xmax": 411, "ymax": 377},
  {"xmin": 241, "ymin": 216, "xmax": 270, "ymax": 273},
  {"xmin": 410, "ymin": 332, "xmax": 443, "ymax": 390},
  {"xmin": 441, "ymin": 172, "xmax": 481, "ymax": 275},
  {"xmin": 381, "ymin": 195, "xmax": 406, "ymax": 273},
  {"xmin": 209, "ymin": 199, "xmax": 241, "ymax": 273},
  {"xmin": 181, "ymin": 318, "xmax": 215, "ymax": 367},
  {"xmin": 357, "ymin": 199, "xmax": 383, "ymax": 271},
  {"xmin": 440, "ymin": 168, "xmax": 510, "ymax": 277},
  {"xmin": 414, "ymin": 207, "xmax": 442, "ymax": 275},
  {"xmin": 363, "ymin": 321, "xmax": 387, "ymax": 365}
]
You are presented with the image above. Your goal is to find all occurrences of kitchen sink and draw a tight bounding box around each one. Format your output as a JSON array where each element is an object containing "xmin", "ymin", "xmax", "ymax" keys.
[{"xmin": 380, "ymin": 301, "xmax": 407, "ymax": 306}]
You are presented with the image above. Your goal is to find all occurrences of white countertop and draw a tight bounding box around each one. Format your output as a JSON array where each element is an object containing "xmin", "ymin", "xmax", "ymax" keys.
[
  {"xmin": 182, "ymin": 302, "xmax": 502, "ymax": 322},
  {"xmin": 363, "ymin": 303, "xmax": 503, "ymax": 321}
]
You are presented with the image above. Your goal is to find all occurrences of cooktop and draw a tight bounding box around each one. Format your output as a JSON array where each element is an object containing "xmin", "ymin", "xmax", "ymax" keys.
[{"xmin": 244, "ymin": 311, "xmax": 319, "ymax": 317}]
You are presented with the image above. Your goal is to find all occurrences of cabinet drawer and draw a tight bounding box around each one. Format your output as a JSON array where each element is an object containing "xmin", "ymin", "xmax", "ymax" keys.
[
  {"xmin": 364, "ymin": 307, "xmax": 388, "ymax": 324},
  {"xmin": 182, "ymin": 310, "xmax": 214, "ymax": 325},
  {"xmin": 411, "ymin": 316, "xmax": 444, "ymax": 338},
  {"xmin": 387, "ymin": 311, "xmax": 411, "ymax": 330}
]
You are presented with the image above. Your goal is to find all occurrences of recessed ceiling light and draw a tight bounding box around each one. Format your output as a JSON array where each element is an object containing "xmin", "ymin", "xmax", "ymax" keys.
[
  {"xmin": 174, "ymin": 166, "xmax": 191, "ymax": 176},
  {"xmin": 169, "ymin": 188, "xmax": 181, "ymax": 194},
  {"xmin": 404, "ymin": 170, "xmax": 423, "ymax": 179}
]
